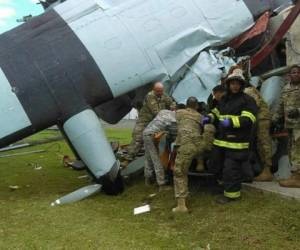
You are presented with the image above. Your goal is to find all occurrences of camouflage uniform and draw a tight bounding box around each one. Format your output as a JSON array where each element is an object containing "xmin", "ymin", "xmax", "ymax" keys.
[
  {"xmin": 143, "ymin": 110, "xmax": 176, "ymax": 185},
  {"xmin": 174, "ymin": 108, "xmax": 215, "ymax": 198},
  {"xmin": 244, "ymin": 86, "xmax": 272, "ymax": 169},
  {"xmin": 126, "ymin": 91, "xmax": 174, "ymax": 161},
  {"xmin": 273, "ymin": 83, "xmax": 300, "ymax": 172}
]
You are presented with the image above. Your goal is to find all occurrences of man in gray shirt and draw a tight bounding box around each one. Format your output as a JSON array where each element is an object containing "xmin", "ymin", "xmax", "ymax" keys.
[{"xmin": 143, "ymin": 109, "xmax": 176, "ymax": 190}]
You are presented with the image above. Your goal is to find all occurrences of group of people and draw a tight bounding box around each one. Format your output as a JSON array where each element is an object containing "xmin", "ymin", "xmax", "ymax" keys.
[{"xmin": 121, "ymin": 64, "xmax": 300, "ymax": 213}]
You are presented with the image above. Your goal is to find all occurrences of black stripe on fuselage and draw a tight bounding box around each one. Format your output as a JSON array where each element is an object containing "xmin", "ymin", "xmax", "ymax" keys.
[{"xmin": 0, "ymin": 9, "xmax": 113, "ymax": 145}]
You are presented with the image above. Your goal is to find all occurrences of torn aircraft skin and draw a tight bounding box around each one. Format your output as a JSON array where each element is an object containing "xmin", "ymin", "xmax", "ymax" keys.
[
  {"xmin": 171, "ymin": 48, "xmax": 245, "ymax": 104},
  {"xmin": 0, "ymin": 0, "xmax": 293, "ymax": 198}
]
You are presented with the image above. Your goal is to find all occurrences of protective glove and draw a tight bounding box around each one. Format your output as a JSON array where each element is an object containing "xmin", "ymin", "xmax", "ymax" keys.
[
  {"xmin": 287, "ymin": 108, "xmax": 300, "ymax": 119},
  {"xmin": 201, "ymin": 116, "xmax": 211, "ymax": 126},
  {"xmin": 220, "ymin": 118, "xmax": 232, "ymax": 128}
]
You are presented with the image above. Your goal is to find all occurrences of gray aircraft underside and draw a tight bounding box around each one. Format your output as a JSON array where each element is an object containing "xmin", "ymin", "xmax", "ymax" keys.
[{"xmin": 0, "ymin": 0, "xmax": 292, "ymax": 198}]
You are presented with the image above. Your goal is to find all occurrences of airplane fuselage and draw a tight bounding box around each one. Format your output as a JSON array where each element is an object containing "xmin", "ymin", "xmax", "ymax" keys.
[{"xmin": 0, "ymin": 0, "xmax": 277, "ymax": 190}]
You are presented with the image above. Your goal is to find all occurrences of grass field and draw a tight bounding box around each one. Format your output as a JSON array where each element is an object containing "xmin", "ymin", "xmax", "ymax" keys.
[{"xmin": 0, "ymin": 129, "xmax": 300, "ymax": 250}]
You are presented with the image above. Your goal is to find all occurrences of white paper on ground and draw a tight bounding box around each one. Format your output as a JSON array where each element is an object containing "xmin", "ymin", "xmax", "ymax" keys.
[{"xmin": 133, "ymin": 204, "xmax": 150, "ymax": 215}]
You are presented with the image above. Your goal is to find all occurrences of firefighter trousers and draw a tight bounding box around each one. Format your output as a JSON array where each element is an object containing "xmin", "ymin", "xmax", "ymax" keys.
[{"xmin": 208, "ymin": 146, "xmax": 250, "ymax": 199}]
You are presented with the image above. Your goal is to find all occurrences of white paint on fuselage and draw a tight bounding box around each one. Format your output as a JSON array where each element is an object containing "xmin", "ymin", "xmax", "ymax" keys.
[
  {"xmin": 55, "ymin": 0, "xmax": 254, "ymax": 98},
  {"xmin": 0, "ymin": 68, "xmax": 32, "ymax": 139}
]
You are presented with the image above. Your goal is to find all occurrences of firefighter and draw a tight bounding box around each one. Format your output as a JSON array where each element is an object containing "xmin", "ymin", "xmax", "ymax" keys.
[{"xmin": 206, "ymin": 69, "xmax": 258, "ymax": 204}]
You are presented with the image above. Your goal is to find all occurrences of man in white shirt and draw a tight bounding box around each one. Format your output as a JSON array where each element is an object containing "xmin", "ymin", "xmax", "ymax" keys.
[{"xmin": 143, "ymin": 109, "xmax": 176, "ymax": 190}]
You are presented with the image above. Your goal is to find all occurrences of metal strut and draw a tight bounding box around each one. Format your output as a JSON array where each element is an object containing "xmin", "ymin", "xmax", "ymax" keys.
[{"xmin": 251, "ymin": 0, "xmax": 300, "ymax": 69}]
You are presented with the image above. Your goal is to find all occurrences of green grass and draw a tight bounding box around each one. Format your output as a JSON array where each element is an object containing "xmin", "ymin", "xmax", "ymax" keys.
[
  {"xmin": 105, "ymin": 128, "xmax": 132, "ymax": 145},
  {"xmin": 0, "ymin": 129, "xmax": 300, "ymax": 250}
]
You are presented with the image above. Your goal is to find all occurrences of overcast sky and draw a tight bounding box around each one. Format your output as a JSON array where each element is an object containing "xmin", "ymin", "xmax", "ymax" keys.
[{"xmin": 0, "ymin": 0, "xmax": 43, "ymax": 34}]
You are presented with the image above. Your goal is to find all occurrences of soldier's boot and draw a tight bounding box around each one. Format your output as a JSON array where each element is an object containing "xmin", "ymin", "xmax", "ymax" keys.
[
  {"xmin": 278, "ymin": 172, "xmax": 300, "ymax": 188},
  {"xmin": 172, "ymin": 198, "xmax": 188, "ymax": 213},
  {"xmin": 195, "ymin": 158, "xmax": 205, "ymax": 172},
  {"xmin": 254, "ymin": 167, "xmax": 273, "ymax": 182}
]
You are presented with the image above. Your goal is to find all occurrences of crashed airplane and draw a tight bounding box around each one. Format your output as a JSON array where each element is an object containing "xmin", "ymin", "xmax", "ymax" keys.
[{"xmin": 0, "ymin": 0, "xmax": 299, "ymax": 200}]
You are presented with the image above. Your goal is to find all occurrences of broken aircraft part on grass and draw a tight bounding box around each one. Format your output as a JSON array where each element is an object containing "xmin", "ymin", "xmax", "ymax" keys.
[
  {"xmin": 0, "ymin": 0, "xmax": 297, "ymax": 201},
  {"xmin": 51, "ymin": 184, "xmax": 102, "ymax": 206}
]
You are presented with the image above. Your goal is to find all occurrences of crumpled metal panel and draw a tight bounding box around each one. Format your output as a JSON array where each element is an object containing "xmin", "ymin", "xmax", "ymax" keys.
[
  {"xmin": 230, "ymin": 11, "xmax": 270, "ymax": 49},
  {"xmin": 171, "ymin": 49, "xmax": 237, "ymax": 104},
  {"xmin": 155, "ymin": 0, "xmax": 254, "ymax": 77},
  {"xmin": 269, "ymin": 5, "xmax": 300, "ymax": 65},
  {"xmin": 57, "ymin": 0, "xmax": 254, "ymax": 98}
]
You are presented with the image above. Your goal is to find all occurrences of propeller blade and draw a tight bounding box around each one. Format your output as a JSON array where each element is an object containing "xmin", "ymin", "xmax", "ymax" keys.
[
  {"xmin": 51, "ymin": 184, "xmax": 102, "ymax": 206},
  {"xmin": 121, "ymin": 156, "xmax": 145, "ymax": 177}
]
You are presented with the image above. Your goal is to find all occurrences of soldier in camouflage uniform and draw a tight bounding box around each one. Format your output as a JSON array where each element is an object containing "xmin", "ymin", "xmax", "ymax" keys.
[
  {"xmin": 143, "ymin": 109, "xmax": 176, "ymax": 190},
  {"xmin": 244, "ymin": 84, "xmax": 273, "ymax": 181},
  {"xmin": 123, "ymin": 82, "xmax": 175, "ymax": 166},
  {"xmin": 173, "ymin": 97, "xmax": 215, "ymax": 213},
  {"xmin": 273, "ymin": 65, "xmax": 300, "ymax": 188}
]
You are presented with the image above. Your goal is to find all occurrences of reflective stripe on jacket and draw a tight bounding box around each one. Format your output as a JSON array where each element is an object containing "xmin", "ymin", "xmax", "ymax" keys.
[{"xmin": 210, "ymin": 92, "xmax": 258, "ymax": 150}]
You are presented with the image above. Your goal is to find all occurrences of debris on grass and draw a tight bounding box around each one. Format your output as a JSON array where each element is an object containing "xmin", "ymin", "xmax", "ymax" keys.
[
  {"xmin": 77, "ymin": 175, "xmax": 89, "ymax": 179},
  {"xmin": 63, "ymin": 156, "xmax": 86, "ymax": 171},
  {"xmin": 27, "ymin": 163, "xmax": 43, "ymax": 170},
  {"xmin": 0, "ymin": 150, "xmax": 46, "ymax": 158},
  {"xmin": 51, "ymin": 184, "xmax": 102, "ymax": 206},
  {"xmin": 134, "ymin": 204, "xmax": 151, "ymax": 215},
  {"xmin": 9, "ymin": 185, "xmax": 19, "ymax": 191},
  {"xmin": 149, "ymin": 193, "xmax": 157, "ymax": 198},
  {"xmin": 62, "ymin": 155, "xmax": 72, "ymax": 167}
]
